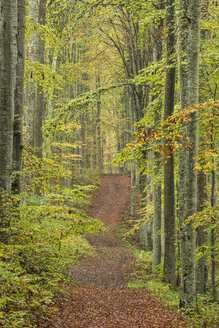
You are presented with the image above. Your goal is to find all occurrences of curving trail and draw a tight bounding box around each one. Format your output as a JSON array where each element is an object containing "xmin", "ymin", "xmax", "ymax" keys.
[
  {"xmin": 44, "ymin": 174, "xmax": 188, "ymax": 328},
  {"xmin": 70, "ymin": 174, "xmax": 133, "ymax": 288}
]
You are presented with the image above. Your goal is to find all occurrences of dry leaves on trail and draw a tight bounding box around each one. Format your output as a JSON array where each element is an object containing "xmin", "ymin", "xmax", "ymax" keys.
[
  {"xmin": 70, "ymin": 246, "xmax": 135, "ymax": 288},
  {"xmin": 45, "ymin": 287, "xmax": 188, "ymax": 328},
  {"xmin": 88, "ymin": 174, "xmax": 132, "ymax": 228}
]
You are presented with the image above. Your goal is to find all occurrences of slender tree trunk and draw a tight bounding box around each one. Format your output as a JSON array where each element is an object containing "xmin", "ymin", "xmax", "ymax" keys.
[
  {"xmin": 140, "ymin": 166, "xmax": 153, "ymax": 251},
  {"xmin": 34, "ymin": 0, "xmax": 46, "ymax": 157},
  {"xmin": 131, "ymin": 162, "xmax": 137, "ymax": 216},
  {"xmin": 26, "ymin": 0, "xmax": 47, "ymax": 157},
  {"xmin": 178, "ymin": 0, "xmax": 189, "ymax": 298},
  {"xmin": 46, "ymin": 48, "xmax": 59, "ymax": 158},
  {"xmin": 210, "ymin": 129, "xmax": 217, "ymax": 301},
  {"xmin": 196, "ymin": 172, "xmax": 208, "ymax": 294},
  {"xmin": 153, "ymin": 109, "xmax": 162, "ymax": 270},
  {"xmin": 180, "ymin": 0, "xmax": 201, "ymax": 309},
  {"xmin": 26, "ymin": 0, "xmax": 39, "ymax": 149},
  {"xmin": 131, "ymin": 95, "xmax": 137, "ymax": 216},
  {"xmin": 96, "ymin": 73, "xmax": 102, "ymax": 171},
  {"xmin": 163, "ymin": 0, "xmax": 176, "ymax": 286},
  {"xmin": 122, "ymin": 87, "xmax": 131, "ymax": 173},
  {"xmin": 195, "ymin": 4, "xmax": 210, "ymax": 296},
  {"xmin": 92, "ymin": 106, "xmax": 97, "ymax": 168},
  {"xmin": 152, "ymin": 14, "xmax": 163, "ymax": 272},
  {"xmin": 12, "ymin": 0, "xmax": 25, "ymax": 194},
  {"xmin": 178, "ymin": 0, "xmax": 189, "ymax": 234},
  {"xmin": 146, "ymin": 170, "xmax": 153, "ymax": 250},
  {"xmin": 0, "ymin": 0, "xmax": 18, "ymax": 242}
]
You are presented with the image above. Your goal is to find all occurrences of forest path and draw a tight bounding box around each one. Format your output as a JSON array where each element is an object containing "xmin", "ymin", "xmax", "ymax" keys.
[{"xmin": 44, "ymin": 174, "xmax": 187, "ymax": 328}]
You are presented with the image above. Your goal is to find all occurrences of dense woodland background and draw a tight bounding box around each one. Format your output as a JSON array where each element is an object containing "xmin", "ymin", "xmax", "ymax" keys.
[{"xmin": 0, "ymin": 0, "xmax": 218, "ymax": 327}]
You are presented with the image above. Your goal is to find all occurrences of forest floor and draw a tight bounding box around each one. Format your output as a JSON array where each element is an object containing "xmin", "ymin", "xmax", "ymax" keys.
[{"xmin": 44, "ymin": 174, "xmax": 188, "ymax": 328}]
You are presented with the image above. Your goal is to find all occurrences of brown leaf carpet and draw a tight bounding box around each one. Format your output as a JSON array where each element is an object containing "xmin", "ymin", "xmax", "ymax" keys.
[{"xmin": 44, "ymin": 174, "xmax": 188, "ymax": 328}]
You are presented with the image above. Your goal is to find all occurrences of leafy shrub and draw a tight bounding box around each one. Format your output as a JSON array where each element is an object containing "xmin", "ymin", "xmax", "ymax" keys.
[
  {"xmin": 0, "ymin": 151, "xmax": 105, "ymax": 327},
  {"xmin": 0, "ymin": 200, "xmax": 104, "ymax": 327}
]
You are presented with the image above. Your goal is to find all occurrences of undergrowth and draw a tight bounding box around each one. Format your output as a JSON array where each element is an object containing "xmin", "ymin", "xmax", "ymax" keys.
[{"xmin": 0, "ymin": 153, "xmax": 104, "ymax": 327}]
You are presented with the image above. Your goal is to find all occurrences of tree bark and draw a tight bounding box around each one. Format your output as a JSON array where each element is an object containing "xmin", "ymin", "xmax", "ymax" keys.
[
  {"xmin": 26, "ymin": 0, "xmax": 39, "ymax": 149},
  {"xmin": 0, "ymin": 0, "xmax": 18, "ymax": 242},
  {"xmin": 26, "ymin": 0, "xmax": 47, "ymax": 157},
  {"xmin": 196, "ymin": 172, "xmax": 208, "ymax": 294},
  {"xmin": 131, "ymin": 162, "xmax": 137, "ymax": 216},
  {"xmin": 180, "ymin": 0, "xmax": 201, "ymax": 309},
  {"xmin": 12, "ymin": 0, "xmax": 25, "ymax": 194},
  {"xmin": 211, "ymin": 164, "xmax": 217, "ymax": 301},
  {"xmin": 140, "ymin": 166, "xmax": 153, "ymax": 251},
  {"xmin": 152, "ymin": 12, "xmax": 163, "ymax": 272},
  {"xmin": 178, "ymin": 0, "xmax": 189, "ymax": 233},
  {"xmin": 163, "ymin": 0, "xmax": 176, "ymax": 286},
  {"xmin": 96, "ymin": 73, "xmax": 103, "ymax": 171}
]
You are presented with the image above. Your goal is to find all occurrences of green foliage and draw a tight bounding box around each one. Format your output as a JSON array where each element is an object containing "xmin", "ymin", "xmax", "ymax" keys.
[
  {"xmin": 0, "ymin": 146, "xmax": 105, "ymax": 327},
  {"xmin": 129, "ymin": 249, "xmax": 153, "ymax": 278},
  {"xmin": 82, "ymin": 167, "xmax": 101, "ymax": 186},
  {"xmin": 0, "ymin": 243, "xmax": 60, "ymax": 327},
  {"xmin": 186, "ymin": 206, "xmax": 219, "ymax": 236},
  {"xmin": 0, "ymin": 193, "xmax": 104, "ymax": 327},
  {"xmin": 190, "ymin": 295, "xmax": 219, "ymax": 328},
  {"xmin": 114, "ymin": 100, "xmax": 219, "ymax": 174}
]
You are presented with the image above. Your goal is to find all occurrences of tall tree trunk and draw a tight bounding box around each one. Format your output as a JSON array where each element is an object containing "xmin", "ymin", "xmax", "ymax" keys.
[
  {"xmin": 12, "ymin": 0, "xmax": 25, "ymax": 194},
  {"xmin": 92, "ymin": 106, "xmax": 97, "ymax": 168},
  {"xmin": 196, "ymin": 172, "xmax": 208, "ymax": 294},
  {"xmin": 178, "ymin": 0, "xmax": 189, "ymax": 237},
  {"xmin": 152, "ymin": 13, "xmax": 163, "ymax": 273},
  {"xmin": 140, "ymin": 165, "xmax": 153, "ymax": 251},
  {"xmin": 0, "ymin": 0, "xmax": 18, "ymax": 242},
  {"xmin": 46, "ymin": 48, "xmax": 59, "ymax": 158},
  {"xmin": 131, "ymin": 162, "xmax": 137, "ymax": 216},
  {"xmin": 131, "ymin": 95, "xmax": 137, "ymax": 216},
  {"xmin": 96, "ymin": 73, "xmax": 102, "ymax": 171},
  {"xmin": 196, "ymin": 5, "xmax": 210, "ymax": 295},
  {"xmin": 35, "ymin": 0, "xmax": 46, "ymax": 157},
  {"xmin": 180, "ymin": 0, "xmax": 201, "ymax": 309},
  {"xmin": 26, "ymin": 0, "xmax": 47, "ymax": 157},
  {"xmin": 163, "ymin": 0, "xmax": 176, "ymax": 286},
  {"xmin": 210, "ymin": 111, "xmax": 217, "ymax": 301},
  {"xmin": 153, "ymin": 107, "xmax": 162, "ymax": 271},
  {"xmin": 26, "ymin": 0, "xmax": 39, "ymax": 149}
]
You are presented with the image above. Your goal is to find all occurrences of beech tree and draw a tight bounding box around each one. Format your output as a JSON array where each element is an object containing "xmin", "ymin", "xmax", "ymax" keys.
[
  {"xmin": 152, "ymin": 1, "xmax": 164, "ymax": 273},
  {"xmin": 26, "ymin": 0, "xmax": 47, "ymax": 157},
  {"xmin": 0, "ymin": 0, "xmax": 18, "ymax": 243},
  {"xmin": 163, "ymin": 0, "xmax": 176, "ymax": 286},
  {"xmin": 12, "ymin": 0, "xmax": 26, "ymax": 194},
  {"xmin": 196, "ymin": 171, "xmax": 208, "ymax": 294},
  {"xmin": 179, "ymin": 0, "xmax": 201, "ymax": 309}
]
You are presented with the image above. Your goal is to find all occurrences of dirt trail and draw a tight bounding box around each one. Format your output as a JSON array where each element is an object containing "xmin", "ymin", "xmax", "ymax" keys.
[
  {"xmin": 70, "ymin": 174, "xmax": 133, "ymax": 288},
  {"xmin": 89, "ymin": 174, "xmax": 131, "ymax": 228},
  {"xmin": 44, "ymin": 174, "xmax": 188, "ymax": 328}
]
